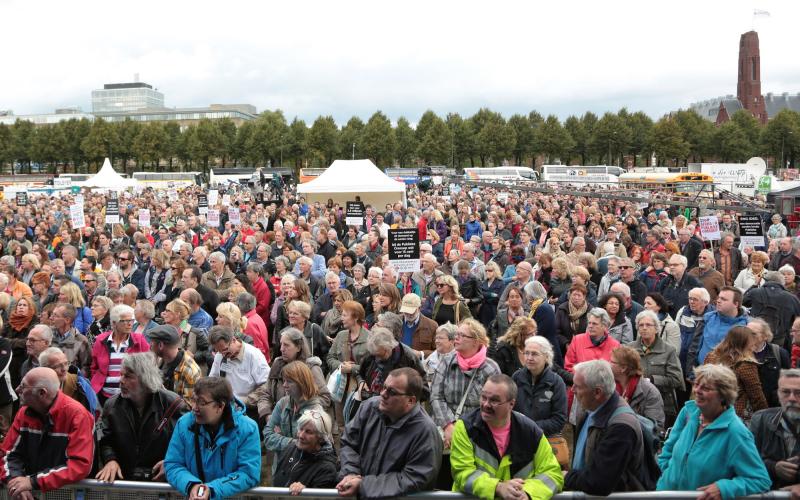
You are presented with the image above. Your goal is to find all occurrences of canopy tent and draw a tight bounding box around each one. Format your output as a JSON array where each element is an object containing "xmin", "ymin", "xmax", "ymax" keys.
[
  {"xmin": 78, "ymin": 158, "xmax": 139, "ymax": 190},
  {"xmin": 296, "ymin": 159, "xmax": 407, "ymax": 207}
]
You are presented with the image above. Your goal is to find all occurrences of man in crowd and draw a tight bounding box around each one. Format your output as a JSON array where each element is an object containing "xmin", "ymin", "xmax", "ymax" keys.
[
  {"xmin": 450, "ymin": 374, "xmax": 563, "ymax": 500},
  {"xmin": 715, "ymin": 232, "xmax": 745, "ymax": 287},
  {"xmin": 687, "ymin": 286, "xmax": 749, "ymax": 375},
  {"xmin": 20, "ymin": 324, "xmax": 52, "ymax": 379},
  {"xmin": 0, "ymin": 367, "xmax": 94, "ymax": 495},
  {"xmin": 182, "ymin": 266, "xmax": 219, "ymax": 320},
  {"xmin": 208, "ymin": 326, "xmax": 270, "ymax": 413},
  {"xmin": 658, "ymin": 254, "xmax": 702, "ymax": 318},
  {"xmin": 678, "ymin": 228, "xmax": 703, "ymax": 270},
  {"xmin": 564, "ymin": 360, "xmax": 646, "ymax": 494},
  {"xmin": 116, "ymin": 249, "xmax": 145, "ymax": 297},
  {"xmin": 743, "ymin": 271, "xmax": 800, "ymax": 348},
  {"xmin": 688, "ymin": 250, "xmax": 726, "ymax": 302},
  {"xmin": 337, "ymin": 367, "xmax": 441, "ymax": 499},
  {"xmin": 38, "ymin": 347, "xmax": 98, "ymax": 416},
  {"xmin": 50, "ymin": 303, "xmax": 92, "ymax": 376},
  {"xmin": 751, "ymin": 369, "xmax": 800, "ymax": 489},
  {"xmin": 179, "ymin": 288, "xmax": 213, "ymax": 332},
  {"xmin": 675, "ymin": 288, "xmax": 713, "ymax": 379},
  {"xmin": 149, "ymin": 324, "xmax": 202, "ymax": 401},
  {"xmin": 201, "ymin": 251, "xmax": 236, "ymax": 300},
  {"xmin": 399, "ymin": 293, "xmax": 438, "ymax": 358},
  {"xmin": 618, "ymin": 257, "xmax": 647, "ymax": 305}
]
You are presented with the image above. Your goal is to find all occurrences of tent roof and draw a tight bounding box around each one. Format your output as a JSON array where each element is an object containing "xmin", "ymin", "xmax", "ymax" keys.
[
  {"xmin": 296, "ymin": 159, "xmax": 406, "ymax": 194},
  {"xmin": 78, "ymin": 158, "xmax": 139, "ymax": 189}
]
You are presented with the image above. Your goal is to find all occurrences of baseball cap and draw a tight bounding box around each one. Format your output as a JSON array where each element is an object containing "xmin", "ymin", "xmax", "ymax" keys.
[
  {"xmin": 399, "ymin": 294, "xmax": 421, "ymax": 314},
  {"xmin": 148, "ymin": 325, "xmax": 180, "ymax": 345}
]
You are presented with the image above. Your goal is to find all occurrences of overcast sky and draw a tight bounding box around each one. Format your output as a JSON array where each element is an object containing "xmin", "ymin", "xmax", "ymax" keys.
[{"xmin": 2, "ymin": 0, "xmax": 797, "ymax": 125}]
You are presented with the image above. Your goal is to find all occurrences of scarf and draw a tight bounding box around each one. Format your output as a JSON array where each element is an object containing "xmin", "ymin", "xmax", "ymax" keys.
[
  {"xmin": 568, "ymin": 301, "xmax": 588, "ymax": 333},
  {"xmin": 457, "ymin": 345, "xmax": 487, "ymax": 372},
  {"xmin": 9, "ymin": 308, "xmax": 35, "ymax": 332},
  {"xmin": 617, "ymin": 375, "xmax": 641, "ymax": 401},
  {"xmin": 507, "ymin": 307, "xmax": 525, "ymax": 324}
]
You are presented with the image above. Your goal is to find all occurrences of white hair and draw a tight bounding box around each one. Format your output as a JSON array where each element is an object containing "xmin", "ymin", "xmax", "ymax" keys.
[
  {"xmin": 524, "ymin": 336, "xmax": 554, "ymax": 366},
  {"xmin": 110, "ymin": 304, "xmax": 135, "ymax": 323},
  {"xmin": 574, "ymin": 360, "xmax": 616, "ymax": 397},
  {"xmin": 209, "ymin": 251, "xmax": 226, "ymax": 264},
  {"xmin": 689, "ymin": 287, "xmax": 710, "ymax": 303}
]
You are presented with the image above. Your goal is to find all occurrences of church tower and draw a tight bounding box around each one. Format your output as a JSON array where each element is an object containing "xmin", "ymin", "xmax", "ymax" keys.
[{"xmin": 737, "ymin": 31, "xmax": 768, "ymax": 124}]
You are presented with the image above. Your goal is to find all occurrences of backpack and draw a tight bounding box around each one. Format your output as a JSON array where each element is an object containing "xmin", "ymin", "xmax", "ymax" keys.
[{"xmin": 610, "ymin": 405, "xmax": 662, "ymax": 491}]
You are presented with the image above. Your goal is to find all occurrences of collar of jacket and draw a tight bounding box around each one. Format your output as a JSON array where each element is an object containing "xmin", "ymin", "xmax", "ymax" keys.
[
  {"xmin": 581, "ymin": 392, "xmax": 623, "ymax": 429},
  {"xmin": 381, "ymin": 399, "xmax": 423, "ymax": 429},
  {"xmin": 518, "ymin": 365, "xmax": 556, "ymax": 388},
  {"xmin": 463, "ymin": 408, "xmax": 543, "ymax": 477}
]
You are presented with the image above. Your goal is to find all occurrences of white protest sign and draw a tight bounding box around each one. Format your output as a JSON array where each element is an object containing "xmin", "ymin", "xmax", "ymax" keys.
[
  {"xmin": 70, "ymin": 204, "xmax": 85, "ymax": 229},
  {"xmin": 207, "ymin": 209, "xmax": 220, "ymax": 228},
  {"xmin": 139, "ymin": 209, "xmax": 151, "ymax": 228},
  {"xmin": 168, "ymin": 190, "xmax": 178, "ymax": 202},
  {"xmin": 75, "ymin": 194, "xmax": 84, "ymax": 205},
  {"xmin": 222, "ymin": 194, "xmax": 231, "ymax": 206},
  {"xmin": 699, "ymin": 215, "xmax": 721, "ymax": 241},
  {"xmin": 208, "ymin": 190, "xmax": 219, "ymax": 206},
  {"xmin": 228, "ymin": 207, "xmax": 241, "ymax": 226}
]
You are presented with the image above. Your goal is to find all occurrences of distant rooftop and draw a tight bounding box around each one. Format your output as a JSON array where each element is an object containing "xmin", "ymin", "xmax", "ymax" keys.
[{"xmin": 103, "ymin": 82, "xmax": 154, "ymax": 90}]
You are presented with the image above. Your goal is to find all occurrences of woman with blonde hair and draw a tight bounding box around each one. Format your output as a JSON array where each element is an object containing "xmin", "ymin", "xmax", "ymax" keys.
[
  {"xmin": 491, "ymin": 316, "xmax": 538, "ymax": 376},
  {"xmin": 734, "ymin": 251, "xmax": 769, "ymax": 292},
  {"xmin": 20, "ymin": 253, "xmax": 40, "ymax": 286},
  {"xmin": 58, "ymin": 281, "xmax": 92, "ymax": 335},
  {"xmin": 704, "ymin": 325, "xmax": 768, "ymax": 423},
  {"xmin": 431, "ymin": 274, "xmax": 472, "ymax": 326},
  {"xmin": 216, "ymin": 302, "xmax": 252, "ymax": 343},
  {"xmin": 143, "ymin": 248, "xmax": 170, "ymax": 311},
  {"xmin": 549, "ymin": 257, "xmax": 572, "ymax": 301},
  {"xmin": 161, "ymin": 298, "xmax": 211, "ymax": 371}
]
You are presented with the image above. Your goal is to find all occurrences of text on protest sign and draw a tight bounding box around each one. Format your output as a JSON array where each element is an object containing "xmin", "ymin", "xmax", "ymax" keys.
[
  {"xmin": 198, "ymin": 194, "xmax": 209, "ymax": 215},
  {"xmin": 70, "ymin": 204, "xmax": 85, "ymax": 229},
  {"xmin": 739, "ymin": 215, "xmax": 765, "ymax": 248},
  {"xmin": 105, "ymin": 199, "xmax": 120, "ymax": 224},
  {"xmin": 228, "ymin": 207, "xmax": 241, "ymax": 226},
  {"xmin": 699, "ymin": 216, "xmax": 721, "ymax": 241},
  {"xmin": 16, "ymin": 192, "xmax": 27, "ymax": 206},
  {"xmin": 345, "ymin": 201, "xmax": 365, "ymax": 226},
  {"xmin": 207, "ymin": 209, "xmax": 220, "ymax": 228},
  {"xmin": 388, "ymin": 228, "xmax": 420, "ymax": 273},
  {"xmin": 139, "ymin": 209, "xmax": 151, "ymax": 228}
]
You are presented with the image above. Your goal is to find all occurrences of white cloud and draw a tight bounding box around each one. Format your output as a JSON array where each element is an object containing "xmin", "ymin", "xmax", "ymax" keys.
[{"xmin": 1, "ymin": 0, "xmax": 798, "ymax": 124}]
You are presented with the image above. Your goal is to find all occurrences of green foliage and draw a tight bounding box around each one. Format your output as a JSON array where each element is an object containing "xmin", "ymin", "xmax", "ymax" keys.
[
  {"xmin": 308, "ymin": 116, "xmax": 339, "ymax": 166},
  {"xmin": 446, "ymin": 113, "xmax": 475, "ymax": 168},
  {"xmin": 417, "ymin": 114, "xmax": 452, "ymax": 165},
  {"xmin": 537, "ymin": 115, "xmax": 575, "ymax": 164},
  {"xmin": 761, "ymin": 110, "xmax": 800, "ymax": 168},
  {"xmin": 711, "ymin": 121, "xmax": 752, "ymax": 163},
  {"xmin": 508, "ymin": 114, "xmax": 534, "ymax": 166},
  {"xmin": 395, "ymin": 117, "xmax": 416, "ymax": 168},
  {"xmin": 361, "ymin": 111, "xmax": 396, "ymax": 168},
  {"xmin": 650, "ymin": 117, "xmax": 689, "ymax": 165},
  {"xmin": 339, "ymin": 116, "xmax": 364, "ymax": 160}
]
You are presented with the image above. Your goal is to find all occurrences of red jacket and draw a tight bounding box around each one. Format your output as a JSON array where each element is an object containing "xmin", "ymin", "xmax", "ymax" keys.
[
  {"xmin": 251, "ymin": 277, "xmax": 273, "ymax": 329},
  {"xmin": 90, "ymin": 331, "xmax": 150, "ymax": 393},
  {"xmin": 0, "ymin": 392, "xmax": 94, "ymax": 491},
  {"xmin": 564, "ymin": 332, "xmax": 621, "ymax": 373},
  {"xmin": 244, "ymin": 309, "xmax": 270, "ymax": 360},
  {"xmin": 417, "ymin": 217, "xmax": 428, "ymax": 241}
]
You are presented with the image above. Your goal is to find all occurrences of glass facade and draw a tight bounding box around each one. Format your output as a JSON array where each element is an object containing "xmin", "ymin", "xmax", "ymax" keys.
[
  {"xmin": 91, "ymin": 86, "xmax": 165, "ymax": 113},
  {"xmin": 95, "ymin": 108, "xmax": 256, "ymax": 123}
]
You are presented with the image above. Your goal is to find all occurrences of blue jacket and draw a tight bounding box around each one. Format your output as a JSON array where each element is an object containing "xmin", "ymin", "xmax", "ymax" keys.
[
  {"xmin": 657, "ymin": 401, "xmax": 771, "ymax": 500},
  {"xmin": 164, "ymin": 400, "xmax": 261, "ymax": 500},
  {"xmin": 73, "ymin": 306, "xmax": 93, "ymax": 336},
  {"xmin": 696, "ymin": 309, "xmax": 748, "ymax": 366},
  {"xmin": 465, "ymin": 220, "xmax": 482, "ymax": 241}
]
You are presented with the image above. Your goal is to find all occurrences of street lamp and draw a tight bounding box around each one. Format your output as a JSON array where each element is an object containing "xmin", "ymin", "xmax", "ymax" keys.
[{"xmin": 782, "ymin": 130, "xmax": 793, "ymax": 170}]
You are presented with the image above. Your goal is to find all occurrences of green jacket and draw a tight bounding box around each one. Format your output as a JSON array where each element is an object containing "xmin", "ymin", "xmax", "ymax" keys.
[{"xmin": 450, "ymin": 409, "xmax": 563, "ymax": 500}]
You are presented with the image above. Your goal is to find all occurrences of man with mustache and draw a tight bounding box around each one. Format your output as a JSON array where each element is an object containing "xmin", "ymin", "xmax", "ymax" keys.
[{"xmin": 750, "ymin": 369, "xmax": 800, "ymax": 489}]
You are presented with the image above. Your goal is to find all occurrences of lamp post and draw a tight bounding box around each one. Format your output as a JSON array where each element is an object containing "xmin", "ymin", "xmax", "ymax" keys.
[{"xmin": 352, "ymin": 143, "xmax": 355, "ymax": 160}]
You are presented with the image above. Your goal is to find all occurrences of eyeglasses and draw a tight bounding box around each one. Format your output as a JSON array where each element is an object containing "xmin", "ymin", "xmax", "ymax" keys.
[
  {"xmin": 479, "ymin": 394, "xmax": 512, "ymax": 408},
  {"xmin": 454, "ymin": 332, "xmax": 476, "ymax": 339},
  {"xmin": 81, "ymin": 279, "xmax": 96, "ymax": 283},
  {"xmin": 116, "ymin": 319, "xmax": 134, "ymax": 324},
  {"xmin": 381, "ymin": 385, "xmax": 411, "ymax": 398},
  {"xmin": 436, "ymin": 283, "xmax": 447, "ymax": 288},
  {"xmin": 523, "ymin": 351, "xmax": 543, "ymax": 358},
  {"xmin": 25, "ymin": 338, "xmax": 46, "ymax": 344},
  {"xmin": 778, "ymin": 389, "xmax": 800, "ymax": 398},
  {"xmin": 189, "ymin": 397, "xmax": 217, "ymax": 408},
  {"xmin": 117, "ymin": 257, "xmax": 130, "ymax": 261}
]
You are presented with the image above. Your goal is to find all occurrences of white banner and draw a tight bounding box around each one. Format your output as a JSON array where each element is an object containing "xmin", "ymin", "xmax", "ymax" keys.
[
  {"xmin": 70, "ymin": 204, "xmax": 85, "ymax": 229},
  {"xmin": 207, "ymin": 209, "xmax": 220, "ymax": 228},
  {"xmin": 208, "ymin": 190, "xmax": 219, "ymax": 206},
  {"xmin": 139, "ymin": 209, "xmax": 151, "ymax": 228},
  {"xmin": 228, "ymin": 207, "xmax": 241, "ymax": 226},
  {"xmin": 699, "ymin": 216, "xmax": 721, "ymax": 241}
]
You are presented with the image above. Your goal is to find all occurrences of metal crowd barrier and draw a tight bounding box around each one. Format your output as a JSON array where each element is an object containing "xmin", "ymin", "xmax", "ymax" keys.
[{"xmin": 1, "ymin": 480, "xmax": 791, "ymax": 500}]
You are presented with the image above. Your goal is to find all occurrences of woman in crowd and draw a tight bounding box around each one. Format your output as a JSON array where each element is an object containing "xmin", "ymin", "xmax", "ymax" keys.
[
  {"xmin": 491, "ymin": 317, "xmax": 538, "ymax": 377},
  {"xmin": 350, "ymin": 263, "xmax": 370, "ymax": 308},
  {"xmin": 257, "ymin": 327, "xmax": 331, "ymax": 423},
  {"xmin": 272, "ymin": 410, "xmax": 337, "ymax": 493},
  {"xmin": 367, "ymin": 282, "xmax": 401, "ymax": 326},
  {"xmin": 656, "ymin": 364, "xmax": 771, "ymax": 498},
  {"xmin": 628, "ymin": 309, "xmax": 684, "ymax": 425},
  {"xmin": 704, "ymin": 325, "xmax": 768, "ymax": 423},
  {"xmin": 555, "ymin": 284, "xmax": 590, "ymax": 352},
  {"xmin": 454, "ymin": 260, "xmax": 482, "ymax": 317},
  {"xmin": 321, "ymin": 289, "xmax": 353, "ymax": 339},
  {"xmin": 143, "ymin": 249, "xmax": 170, "ymax": 312},
  {"xmin": 357, "ymin": 326, "xmax": 425, "ymax": 400},
  {"xmin": 431, "ymin": 318, "xmax": 500, "ymax": 488},
  {"xmin": 274, "ymin": 278, "xmax": 312, "ymax": 346},
  {"xmin": 767, "ymin": 213, "xmax": 788, "ymax": 240},
  {"xmin": 479, "ymin": 261, "xmax": 505, "ymax": 328},
  {"xmin": 2, "ymin": 296, "xmax": 37, "ymax": 388},
  {"xmin": 164, "ymin": 377, "xmax": 260, "ymax": 499},
  {"xmin": 58, "ymin": 282, "xmax": 92, "ymax": 335},
  {"xmin": 610, "ymin": 345, "xmax": 666, "ymax": 431},
  {"xmin": 599, "ymin": 292, "xmax": 633, "ymax": 344},
  {"xmin": 431, "ymin": 275, "xmax": 472, "ymax": 326},
  {"xmin": 132, "ymin": 300, "xmax": 158, "ymax": 338},
  {"xmin": 644, "ymin": 292, "xmax": 681, "ymax": 353},
  {"xmin": 423, "ymin": 323, "xmax": 457, "ymax": 382},
  {"xmin": 548, "ymin": 257, "xmax": 572, "ymax": 301},
  {"xmin": 326, "ymin": 300, "xmax": 369, "ymax": 438},
  {"xmin": 161, "ymin": 298, "xmax": 211, "ymax": 372},
  {"xmin": 748, "ymin": 318, "xmax": 790, "ymax": 407},
  {"xmin": 19, "ymin": 254, "xmax": 40, "ymax": 286},
  {"xmin": 734, "ymin": 250, "xmax": 769, "ymax": 292},
  {"xmin": 88, "ymin": 296, "xmax": 114, "ymax": 345},
  {"xmin": 263, "ymin": 361, "xmax": 328, "ymax": 466},
  {"xmin": 640, "ymin": 252, "xmax": 669, "ymax": 292},
  {"xmin": 513, "ymin": 336, "xmax": 567, "ymax": 438},
  {"xmin": 285, "ymin": 300, "xmax": 330, "ymax": 363},
  {"xmin": 215, "ymin": 302, "xmax": 253, "ymax": 344},
  {"xmin": 491, "ymin": 284, "xmax": 527, "ymax": 347}
]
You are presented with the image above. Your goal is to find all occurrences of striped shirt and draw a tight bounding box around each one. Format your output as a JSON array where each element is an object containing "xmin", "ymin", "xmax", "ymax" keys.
[
  {"xmin": 101, "ymin": 337, "xmax": 129, "ymax": 398},
  {"xmin": 430, "ymin": 351, "xmax": 500, "ymax": 428}
]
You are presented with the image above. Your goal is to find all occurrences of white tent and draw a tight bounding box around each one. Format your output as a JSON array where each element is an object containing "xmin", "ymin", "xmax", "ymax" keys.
[
  {"xmin": 78, "ymin": 158, "xmax": 139, "ymax": 190},
  {"xmin": 296, "ymin": 159, "xmax": 407, "ymax": 207}
]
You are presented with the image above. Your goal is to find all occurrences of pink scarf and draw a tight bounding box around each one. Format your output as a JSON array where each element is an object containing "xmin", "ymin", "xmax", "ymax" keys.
[{"xmin": 457, "ymin": 345, "xmax": 487, "ymax": 372}]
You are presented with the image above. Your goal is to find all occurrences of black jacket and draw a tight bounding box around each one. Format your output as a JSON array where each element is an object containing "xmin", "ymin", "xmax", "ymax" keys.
[
  {"xmin": 743, "ymin": 281, "xmax": 800, "ymax": 348},
  {"xmin": 555, "ymin": 301, "xmax": 588, "ymax": 348},
  {"xmin": 680, "ymin": 237, "xmax": 703, "ymax": 270},
  {"xmin": 625, "ymin": 277, "xmax": 648, "ymax": 306},
  {"xmin": 657, "ymin": 273, "xmax": 703, "ymax": 318},
  {"xmin": 491, "ymin": 341, "xmax": 523, "ymax": 377},
  {"xmin": 358, "ymin": 344, "xmax": 426, "ymax": 399},
  {"xmin": 195, "ymin": 284, "xmax": 220, "ymax": 320},
  {"xmin": 512, "ymin": 366, "xmax": 568, "ymax": 437},
  {"xmin": 273, "ymin": 441, "xmax": 338, "ymax": 488},
  {"xmin": 98, "ymin": 389, "xmax": 189, "ymax": 479},
  {"xmin": 750, "ymin": 407, "xmax": 799, "ymax": 488}
]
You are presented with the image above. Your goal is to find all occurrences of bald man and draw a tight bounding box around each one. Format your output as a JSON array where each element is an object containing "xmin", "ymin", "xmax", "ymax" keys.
[{"xmin": 0, "ymin": 368, "xmax": 94, "ymax": 496}]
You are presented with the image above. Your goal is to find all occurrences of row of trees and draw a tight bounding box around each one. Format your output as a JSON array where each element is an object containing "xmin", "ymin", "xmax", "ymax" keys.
[{"xmin": 0, "ymin": 106, "xmax": 798, "ymax": 175}]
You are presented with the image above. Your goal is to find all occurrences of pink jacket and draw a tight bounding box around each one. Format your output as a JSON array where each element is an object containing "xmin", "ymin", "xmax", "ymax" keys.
[
  {"xmin": 244, "ymin": 309, "xmax": 270, "ymax": 360},
  {"xmin": 564, "ymin": 332, "xmax": 621, "ymax": 373},
  {"xmin": 89, "ymin": 331, "xmax": 150, "ymax": 393}
]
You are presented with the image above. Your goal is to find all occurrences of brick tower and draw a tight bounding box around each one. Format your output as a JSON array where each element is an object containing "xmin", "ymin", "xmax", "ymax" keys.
[{"xmin": 737, "ymin": 31, "xmax": 768, "ymax": 124}]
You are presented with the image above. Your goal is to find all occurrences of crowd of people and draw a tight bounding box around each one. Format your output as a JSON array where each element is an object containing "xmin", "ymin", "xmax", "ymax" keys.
[{"xmin": 2, "ymin": 179, "xmax": 800, "ymax": 499}]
